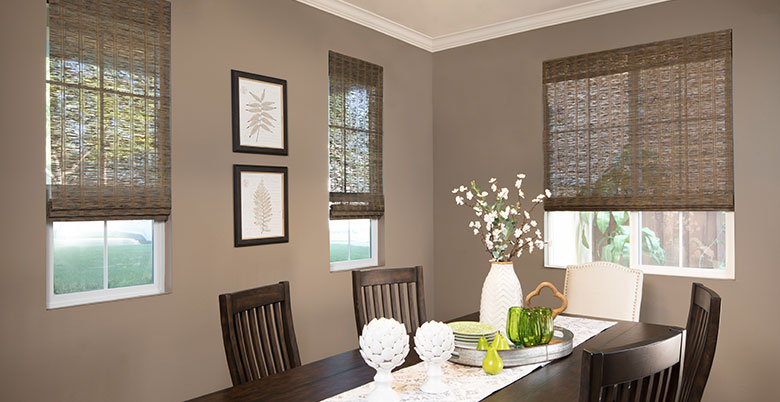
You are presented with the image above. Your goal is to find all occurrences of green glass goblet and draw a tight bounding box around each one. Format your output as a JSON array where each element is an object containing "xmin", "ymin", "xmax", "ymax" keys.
[
  {"xmin": 506, "ymin": 307, "xmax": 524, "ymax": 347},
  {"xmin": 536, "ymin": 307, "xmax": 554, "ymax": 345},
  {"xmin": 519, "ymin": 308, "xmax": 542, "ymax": 347}
]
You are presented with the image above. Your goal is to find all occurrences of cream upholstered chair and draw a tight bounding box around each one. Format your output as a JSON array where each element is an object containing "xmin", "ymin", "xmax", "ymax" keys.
[{"xmin": 563, "ymin": 262, "xmax": 643, "ymax": 322}]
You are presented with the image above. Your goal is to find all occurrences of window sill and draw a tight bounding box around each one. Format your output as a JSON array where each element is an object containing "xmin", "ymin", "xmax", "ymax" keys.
[
  {"xmin": 47, "ymin": 286, "xmax": 169, "ymax": 310},
  {"xmin": 330, "ymin": 259, "xmax": 382, "ymax": 273}
]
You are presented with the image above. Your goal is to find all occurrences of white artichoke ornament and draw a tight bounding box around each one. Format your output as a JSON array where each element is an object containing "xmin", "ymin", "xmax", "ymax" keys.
[
  {"xmin": 358, "ymin": 318, "xmax": 410, "ymax": 402},
  {"xmin": 414, "ymin": 321, "xmax": 455, "ymax": 393}
]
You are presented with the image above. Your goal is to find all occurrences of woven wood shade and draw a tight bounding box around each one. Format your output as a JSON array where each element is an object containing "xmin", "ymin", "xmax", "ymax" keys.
[
  {"xmin": 543, "ymin": 30, "xmax": 733, "ymax": 211},
  {"xmin": 47, "ymin": 0, "xmax": 171, "ymax": 221},
  {"xmin": 328, "ymin": 51, "xmax": 384, "ymax": 220}
]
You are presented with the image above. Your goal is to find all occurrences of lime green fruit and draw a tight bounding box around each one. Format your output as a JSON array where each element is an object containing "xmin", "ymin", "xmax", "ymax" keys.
[
  {"xmin": 482, "ymin": 346, "xmax": 504, "ymax": 375},
  {"xmin": 497, "ymin": 334, "xmax": 510, "ymax": 350},
  {"xmin": 490, "ymin": 333, "xmax": 510, "ymax": 350},
  {"xmin": 476, "ymin": 337, "xmax": 489, "ymax": 351}
]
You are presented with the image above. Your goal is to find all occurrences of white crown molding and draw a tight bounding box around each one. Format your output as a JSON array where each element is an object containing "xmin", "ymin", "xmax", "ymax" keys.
[
  {"xmin": 296, "ymin": 0, "xmax": 434, "ymax": 52},
  {"xmin": 296, "ymin": 0, "xmax": 671, "ymax": 53},
  {"xmin": 431, "ymin": 0, "xmax": 671, "ymax": 52}
]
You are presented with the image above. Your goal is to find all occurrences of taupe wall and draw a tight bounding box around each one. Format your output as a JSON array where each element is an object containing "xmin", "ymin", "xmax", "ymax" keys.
[
  {"xmin": 0, "ymin": 0, "xmax": 433, "ymax": 401},
  {"xmin": 3, "ymin": 0, "xmax": 779, "ymax": 400},
  {"xmin": 433, "ymin": 0, "xmax": 780, "ymax": 400}
]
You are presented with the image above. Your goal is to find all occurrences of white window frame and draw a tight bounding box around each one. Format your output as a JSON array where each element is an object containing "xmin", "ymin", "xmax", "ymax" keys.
[
  {"xmin": 329, "ymin": 218, "xmax": 379, "ymax": 272},
  {"xmin": 544, "ymin": 211, "xmax": 735, "ymax": 280},
  {"xmin": 46, "ymin": 220, "xmax": 166, "ymax": 309}
]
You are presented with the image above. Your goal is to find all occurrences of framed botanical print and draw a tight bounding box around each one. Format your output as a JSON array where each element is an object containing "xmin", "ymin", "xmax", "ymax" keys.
[
  {"xmin": 231, "ymin": 70, "xmax": 288, "ymax": 155},
  {"xmin": 233, "ymin": 165, "xmax": 289, "ymax": 246}
]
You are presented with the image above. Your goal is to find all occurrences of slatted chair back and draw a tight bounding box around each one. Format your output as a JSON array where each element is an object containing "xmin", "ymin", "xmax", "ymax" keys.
[
  {"xmin": 680, "ymin": 283, "xmax": 721, "ymax": 402},
  {"xmin": 219, "ymin": 281, "xmax": 301, "ymax": 385},
  {"xmin": 580, "ymin": 328, "xmax": 685, "ymax": 402},
  {"xmin": 352, "ymin": 266, "xmax": 426, "ymax": 336}
]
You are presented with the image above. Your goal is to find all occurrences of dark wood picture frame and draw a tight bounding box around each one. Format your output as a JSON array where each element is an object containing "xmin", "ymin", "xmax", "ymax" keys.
[
  {"xmin": 233, "ymin": 165, "xmax": 289, "ymax": 247},
  {"xmin": 231, "ymin": 70, "xmax": 288, "ymax": 155}
]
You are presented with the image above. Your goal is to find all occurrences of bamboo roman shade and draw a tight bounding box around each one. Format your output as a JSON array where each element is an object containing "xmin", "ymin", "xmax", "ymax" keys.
[
  {"xmin": 328, "ymin": 51, "xmax": 384, "ymax": 220},
  {"xmin": 543, "ymin": 30, "xmax": 733, "ymax": 211},
  {"xmin": 47, "ymin": 0, "xmax": 171, "ymax": 221}
]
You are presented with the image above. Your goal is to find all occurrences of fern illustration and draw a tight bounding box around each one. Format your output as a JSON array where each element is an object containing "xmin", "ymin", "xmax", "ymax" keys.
[
  {"xmin": 253, "ymin": 179, "xmax": 273, "ymax": 234},
  {"xmin": 246, "ymin": 89, "xmax": 277, "ymax": 139}
]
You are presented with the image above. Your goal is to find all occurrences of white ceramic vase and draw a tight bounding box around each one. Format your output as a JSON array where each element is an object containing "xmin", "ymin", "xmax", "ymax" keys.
[
  {"xmin": 479, "ymin": 261, "xmax": 523, "ymax": 336},
  {"xmin": 413, "ymin": 321, "xmax": 455, "ymax": 394},
  {"xmin": 358, "ymin": 318, "xmax": 410, "ymax": 402}
]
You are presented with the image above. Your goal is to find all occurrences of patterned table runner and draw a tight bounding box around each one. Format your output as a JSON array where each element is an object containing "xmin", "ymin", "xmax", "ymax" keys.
[{"xmin": 321, "ymin": 316, "xmax": 617, "ymax": 402}]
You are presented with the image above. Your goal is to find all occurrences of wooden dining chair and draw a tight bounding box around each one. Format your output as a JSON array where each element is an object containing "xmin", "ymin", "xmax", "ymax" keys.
[
  {"xmin": 219, "ymin": 281, "xmax": 301, "ymax": 385},
  {"xmin": 580, "ymin": 328, "xmax": 685, "ymax": 402},
  {"xmin": 564, "ymin": 262, "xmax": 643, "ymax": 321},
  {"xmin": 679, "ymin": 283, "xmax": 721, "ymax": 402},
  {"xmin": 352, "ymin": 266, "xmax": 426, "ymax": 336}
]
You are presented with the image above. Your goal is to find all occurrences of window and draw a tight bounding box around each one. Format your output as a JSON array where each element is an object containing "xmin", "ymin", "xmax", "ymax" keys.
[
  {"xmin": 47, "ymin": 220, "xmax": 165, "ymax": 308},
  {"xmin": 328, "ymin": 51, "xmax": 384, "ymax": 271},
  {"xmin": 329, "ymin": 219, "xmax": 379, "ymax": 270},
  {"xmin": 545, "ymin": 211, "xmax": 734, "ymax": 279},
  {"xmin": 46, "ymin": 0, "xmax": 171, "ymax": 307},
  {"xmin": 542, "ymin": 31, "xmax": 734, "ymax": 279}
]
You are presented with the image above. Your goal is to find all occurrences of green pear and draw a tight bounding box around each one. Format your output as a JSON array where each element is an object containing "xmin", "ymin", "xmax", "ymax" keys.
[
  {"xmin": 476, "ymin": 336, "xmax": 489, "ymax": 350},
  {"xmin": 490, "ymin": 333, "xmax": 510, "ymax": 350},
  {"xmin": 482, "ymin": 345, "xmax": 504, "ymax": 375}
]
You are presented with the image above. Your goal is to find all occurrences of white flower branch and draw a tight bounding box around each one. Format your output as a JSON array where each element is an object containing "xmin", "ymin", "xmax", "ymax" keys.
[{"xmin": 452, "ymin": 174, "xmax": 550, "ymax": 262}]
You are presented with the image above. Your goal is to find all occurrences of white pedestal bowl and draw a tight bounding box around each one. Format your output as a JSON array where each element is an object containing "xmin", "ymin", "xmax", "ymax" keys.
[
  {"xmin": 414, "ymin": 321, "xmax": 455, "ymax": 394},
  {"xmin": 358, "ymin": 318, "xmax": 410, "ymax": 402}
]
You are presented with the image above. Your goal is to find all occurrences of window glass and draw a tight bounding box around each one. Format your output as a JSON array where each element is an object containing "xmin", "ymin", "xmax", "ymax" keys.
[
  {"xmin": 546, "ymin": 211, "xmax": 591, "ymax": 267},
  {"xmin": 329, "ymin": 219, "xmax": 375, "ymax": 267},
  {"xmin": 348, "ymin": 219, "xmax": 372, "ymax": 261},
  {"xmin": 681, "ymin": 211, "xmax": 727, "ymax": 269},
  {"xmin": 637, "ymin": 212, "xmax": 727, "ymax": 269},
  {"xmin": 107, "ymin": 220, "xmax": 154, "ymax": 289},
  {"xmin": 590, "ymin": 211, "xmax": 632, "ymax": 266},
  {"xmin": 546, "ymin": 211, "xmax": 733, "ymax": 278},
  {"xmin": 53, "ymin": 221, "xmax": 104, "ymax": 294},
  {"xmin": 50, "ymin": 220, "xmax": 161, "ymax": 303},
  {"xmin": 329, "ymin": 220, "xmax": 350, "ymax": 263},
  {"xmin": 640, "ymin": 212, "xmax": 680, "ymax": 267}
]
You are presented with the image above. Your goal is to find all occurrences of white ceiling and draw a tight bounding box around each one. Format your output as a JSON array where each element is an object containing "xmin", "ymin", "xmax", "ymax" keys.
[
  {"xmin": 297, "ymin": 0, "xmax": 670, "ymax": 52},
  {"xmin": 343, "ymin": 0, "xmax": 596, "ymax": 38}
]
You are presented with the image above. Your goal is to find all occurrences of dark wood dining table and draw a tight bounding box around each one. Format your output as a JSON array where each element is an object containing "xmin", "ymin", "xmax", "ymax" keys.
[{"xmin": 188, "ymin": 313, "xmax": 681, "ymax": 402}]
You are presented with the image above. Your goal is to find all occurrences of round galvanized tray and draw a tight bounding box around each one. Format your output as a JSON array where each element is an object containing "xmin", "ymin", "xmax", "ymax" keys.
[{"xmin": 449, "ymin": 326, "xmax": 573, "ymax": 367}]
